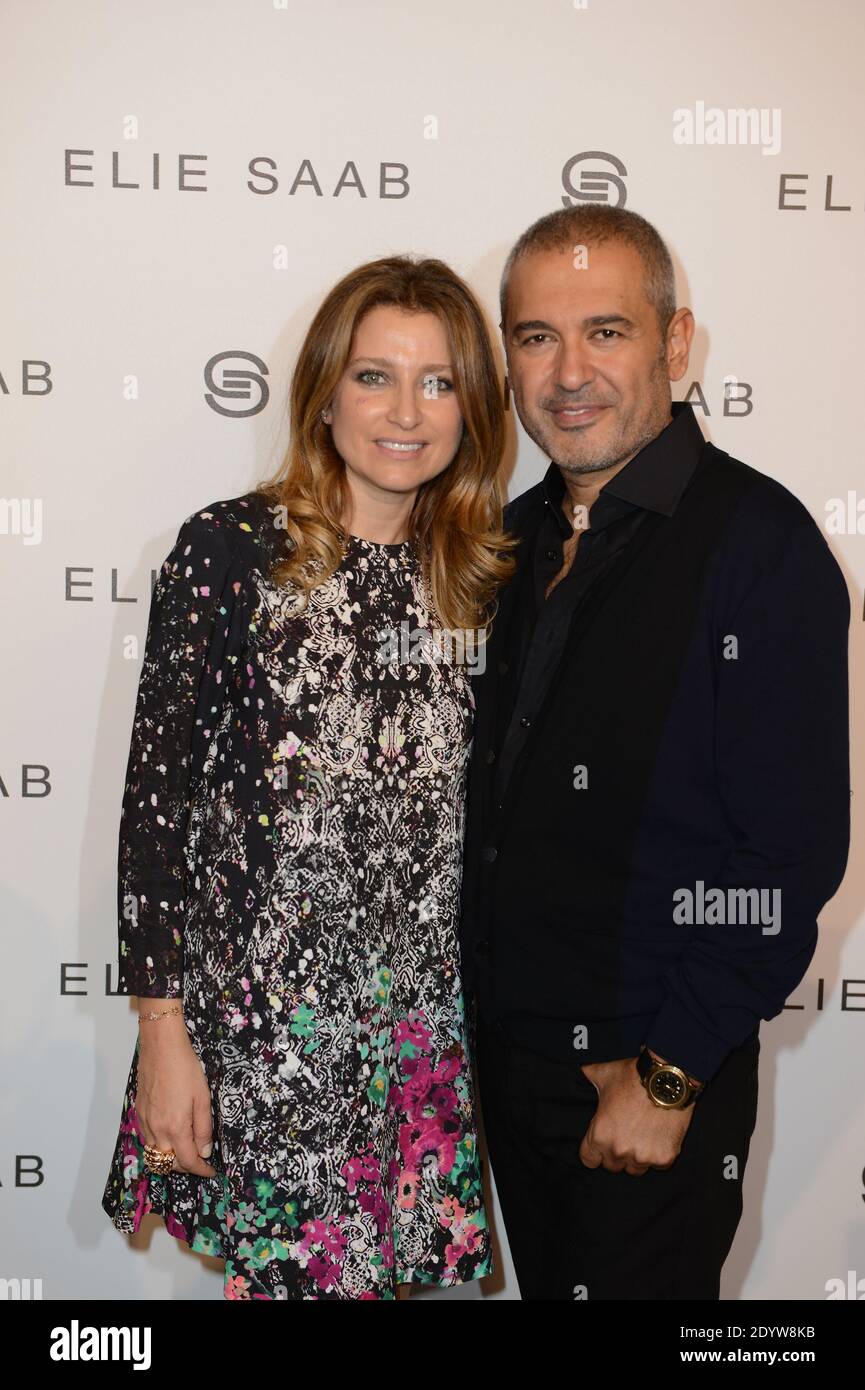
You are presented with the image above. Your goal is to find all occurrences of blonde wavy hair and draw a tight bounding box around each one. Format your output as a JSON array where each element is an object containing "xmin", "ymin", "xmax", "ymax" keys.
[{"xmin": 254, "ymin": 254, "xmax": 519, "ymax": 634}]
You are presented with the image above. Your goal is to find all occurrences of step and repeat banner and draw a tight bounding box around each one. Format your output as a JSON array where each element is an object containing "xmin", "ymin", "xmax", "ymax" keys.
[{"xmin": 2, "ymin": 0, "xmax": 863, "ymax": 1301}]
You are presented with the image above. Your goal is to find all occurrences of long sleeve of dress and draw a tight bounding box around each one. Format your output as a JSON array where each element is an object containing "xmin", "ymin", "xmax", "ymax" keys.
[{"xmin": 115, "ymin": 510, "xmax": 245, "ymax": 998}]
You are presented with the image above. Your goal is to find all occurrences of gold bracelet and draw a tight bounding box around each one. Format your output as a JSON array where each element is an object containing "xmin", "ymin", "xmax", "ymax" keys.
[{"xmin": 138, "ymin": 1005, "xmax": 183, "ymax": 1023}]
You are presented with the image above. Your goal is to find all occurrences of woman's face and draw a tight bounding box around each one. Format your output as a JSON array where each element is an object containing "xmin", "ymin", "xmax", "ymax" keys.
[{"xmin": 325, "ymin": 305, "xmax": 465, "ymax": 507}]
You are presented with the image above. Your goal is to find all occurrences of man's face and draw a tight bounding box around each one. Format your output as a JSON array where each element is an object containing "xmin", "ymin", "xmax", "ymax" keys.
[{"xmin": 503, "ymin": 241, "xmax": 690, "ymax": 477}]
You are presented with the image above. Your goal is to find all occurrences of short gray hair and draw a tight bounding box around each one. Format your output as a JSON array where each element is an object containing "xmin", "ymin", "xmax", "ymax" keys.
[{"xmin": 499, "ymin": 204, "xmax": 677, "ymax": 337}]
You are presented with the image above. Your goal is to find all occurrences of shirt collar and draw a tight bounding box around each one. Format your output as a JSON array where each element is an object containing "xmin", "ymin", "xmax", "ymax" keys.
[{"xmin": 540, "ymin": 401, "xmax": 704, "ymax": 537}]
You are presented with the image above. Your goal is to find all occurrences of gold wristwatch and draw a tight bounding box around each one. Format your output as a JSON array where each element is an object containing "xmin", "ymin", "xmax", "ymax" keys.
[{"xmin": 636, "ymin": 1047, "xmax": 704, "ymax": 1109}]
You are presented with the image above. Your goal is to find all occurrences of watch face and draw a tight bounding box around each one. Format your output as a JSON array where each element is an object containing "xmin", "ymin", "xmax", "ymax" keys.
[{"xmin": 648, "ymin": 1068, "xmax": 687, "ymax": 1107}]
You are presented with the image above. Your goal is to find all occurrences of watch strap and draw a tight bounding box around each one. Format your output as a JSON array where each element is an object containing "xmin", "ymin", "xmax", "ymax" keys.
[{"xmin": 637, "ymin": 1048, "xmax": 704, "ymax": 1107}]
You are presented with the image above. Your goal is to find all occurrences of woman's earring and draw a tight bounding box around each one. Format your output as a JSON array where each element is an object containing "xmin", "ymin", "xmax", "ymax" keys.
[{"xmin": 321, "ymin": 408, "xmax": 331, "ymax": 423}]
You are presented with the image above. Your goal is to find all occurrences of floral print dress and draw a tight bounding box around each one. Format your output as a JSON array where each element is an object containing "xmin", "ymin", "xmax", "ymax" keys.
[{"xmin": 101, "ymin": 490, "xmax": 491, "ymax": 1299}]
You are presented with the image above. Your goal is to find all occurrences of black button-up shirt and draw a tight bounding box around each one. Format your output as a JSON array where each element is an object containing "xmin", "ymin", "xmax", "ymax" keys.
[
  {"xmin": 493, "ymin": 402, "xmax": 701, "ymax": 807},
  {"xmin": 461, "ymin": 399, "xmax": 850, "ymax": 1082}
]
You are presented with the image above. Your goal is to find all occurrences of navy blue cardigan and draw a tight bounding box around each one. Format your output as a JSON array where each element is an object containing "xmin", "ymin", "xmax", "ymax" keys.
[{"xmin": 460, "ymin": 413, "xmax": 851, "ymax": 1081}]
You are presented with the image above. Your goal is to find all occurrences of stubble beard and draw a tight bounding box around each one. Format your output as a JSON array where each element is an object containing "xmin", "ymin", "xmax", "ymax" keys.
[
  {"xmin": 554, "ymin": 409, "xmax": 668, "ymax": 477},
  {"xmin": 517, "ymin": 358, "xmax": 673, "ymax": 477}
]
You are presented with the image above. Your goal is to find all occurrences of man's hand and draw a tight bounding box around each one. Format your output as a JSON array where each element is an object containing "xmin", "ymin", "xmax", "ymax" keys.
[{"xmin": 578, "ymin": 1050, "xmax": 696, "ymax": 1176}]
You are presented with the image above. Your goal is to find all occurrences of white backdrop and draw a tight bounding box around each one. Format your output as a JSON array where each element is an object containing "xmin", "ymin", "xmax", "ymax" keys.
[{"xmin": 2, "ymin": 0, "xmax": 863, "ymax": 1301}]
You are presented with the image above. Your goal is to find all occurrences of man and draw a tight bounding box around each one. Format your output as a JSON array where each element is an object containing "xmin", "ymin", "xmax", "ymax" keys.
[{"xmin": 461, "ymin": 205, "xmax": 850, "ymax": 1300}]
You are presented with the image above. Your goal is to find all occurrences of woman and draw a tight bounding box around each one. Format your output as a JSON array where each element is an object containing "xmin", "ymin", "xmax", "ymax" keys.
[{"xmin": 101, "ymin": 254, "xmax": 519, "ymax": 1299}]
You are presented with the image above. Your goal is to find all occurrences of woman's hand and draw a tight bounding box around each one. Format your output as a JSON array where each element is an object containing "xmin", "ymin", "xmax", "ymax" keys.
[{"xmin": 135, "ymin": 1012, "xmax": 217, "ymax": 1178}]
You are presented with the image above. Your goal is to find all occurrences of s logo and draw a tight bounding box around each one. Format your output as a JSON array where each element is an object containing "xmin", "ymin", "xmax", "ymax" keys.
[
  {"xmin": 204, "ymin": 350, "xmax": 270, "ymax": 417},
  {"xmin": 561, "ymin": 151, "xmax": 627, "ymax": 208}
]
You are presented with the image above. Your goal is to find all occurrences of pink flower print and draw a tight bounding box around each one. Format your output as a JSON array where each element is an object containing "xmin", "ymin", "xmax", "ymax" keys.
[
  {"xmin": 395, "ymin": 1166, "xmax": 421, "ymax": 1210},
  {"xmin": 133, "ymin": 1178, "xmax": 152, "ymax": 1231},
  {"xmin": 435, "ymin": 1194, "xmax": 484, "ymax": 1268},
  {"xmin": 126, "ymin": 1100, "xmax": 146, "ymax": 1141},
  {"xmin": 341, "ymin": 1147, "xmax": 382, "ymax": 1195},
  {"xmin": 307, "ymin": 1254, "xmax": 342, "ymax": 1292},
  {"xmin": 432, "ymin": 1053, "xmax": 461, "ymax": 1085},
  {"xmin": 397, "ymin": 1053, "xmax": 460, "ymax": 1118},
  {"xmin": 450, "ymin": 1228, "xmax": 483, "ymax": 1265},
  {"xmin": 357, "ymin": 1184, "xmax": 391, "ymax": 1236},
  {"xmin": 165, "ymin": 1212, "xmax": 188, "ymax": 1241},
  {"xmin": 437, "ymin": 1194, "xmax": 464, "ymax": 1228},
  {"xmin": 299, "ymin": 1217, "xmax": 348, "ymax": 1260},
  {"xmin": 224, "ymin": 1273, "xmax": 253, "ymax": 1299},
  {"xmin": 300, "ymin": 1217, "xmax": 328, "ymax": 1247},
  {"xmin": 296, "ymin": 1216, "xmax": 350, "ymax": 1291},
  {"xmin": 428, "ymin": 1084, "xmax": 458, "ymax": 1123},
  {"xmin": 393, "ymin": 1056, "xmax": 434, "ymax": 1113},
  {"xmin": 394, "ymin": 1013, "xmax": 432, "ymax": 1058},
  {"xmin": 400, "ymin": 1115, "xmax": 457, "ymax": 1175},
  {"xmin": 322, "ymin": 1226, "xmax": 348, "ymax": 1259}
]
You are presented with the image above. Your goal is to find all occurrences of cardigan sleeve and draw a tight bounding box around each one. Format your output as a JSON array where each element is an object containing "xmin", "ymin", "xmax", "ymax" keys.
[
  {"xmin": 644, "ymin": 517, "xmax": 851, "ymax": 1082},
  {"xmin": 115, "ymin": 511, "xmax": 245, "ymax": 998}
]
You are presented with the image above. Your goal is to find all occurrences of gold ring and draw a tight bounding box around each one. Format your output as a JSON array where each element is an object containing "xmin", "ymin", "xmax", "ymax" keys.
[{"xmin": 143, "ymin": 1143, "xmax": 176, "ymax": 1175}]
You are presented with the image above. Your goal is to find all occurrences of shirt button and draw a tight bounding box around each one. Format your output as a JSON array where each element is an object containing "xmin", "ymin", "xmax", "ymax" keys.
[
  {"xmin": 474, "ymin": 938, "xmax": 491, "ymax": 956},
  {"xmin": 544, "ymin": 548, "xmax": 558, "ymax": 561},
  {"xmin": 485, "ymin": 748, "xmax": 496, "ymax": 764},
  {"xmin": 497, "ymin": 659, "xmax": 509, "ymax": 676},
  {"xmin": 481, "ymin": 845, "xmax": 498, "ymax": 863},
  {"xmin": 519, "ymin": 715, "xmax": 531, "ymax": 728}
]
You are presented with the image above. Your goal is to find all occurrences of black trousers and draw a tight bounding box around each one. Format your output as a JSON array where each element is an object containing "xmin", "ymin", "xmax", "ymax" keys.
[{"xmin": 473, "ymin": 1005, "xmax": 760, "ymax": 1300}]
